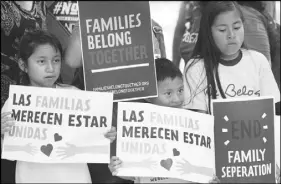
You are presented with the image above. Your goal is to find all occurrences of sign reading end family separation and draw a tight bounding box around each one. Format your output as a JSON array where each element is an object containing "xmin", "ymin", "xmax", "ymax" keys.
[
  {"xmin": 212, "ymin": 97, "xmax": 275, "ymax": 183},
  {"xmin": 78, "ymin": 1, "xmax": 157, "ymax": 101},
  {"xmin": 116, "ymin": 102, "xmax": 215, "ymax": 183},
  {"xmin": 2, "ymin": 85, "xmax": 113, "ymax": 163}
]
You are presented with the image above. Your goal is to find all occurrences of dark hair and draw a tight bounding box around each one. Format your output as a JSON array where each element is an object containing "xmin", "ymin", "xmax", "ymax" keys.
[
  {"xmin": 19, "ymin": 30, "xmax": 63, "ymax": 85},
  {"xmin": 236, "ymin": 1, "xmax": 265, "ymax": 12},
  {"xmin": 185, "ymin": 1, "xmax": 244, "ymax": 113},
  {"xmin": 155, "ymin": 58, "xmax": 183, "ymax": 82}
]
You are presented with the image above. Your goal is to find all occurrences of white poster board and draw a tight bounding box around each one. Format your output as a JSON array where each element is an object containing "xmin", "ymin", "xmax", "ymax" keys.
[
  {"xmin": 2, "ymin": 85, "xmax": 113, "ymax": 163},
  {"xmin": 116, "ymin": 102, "xmax": 215, "ymax": 183}
]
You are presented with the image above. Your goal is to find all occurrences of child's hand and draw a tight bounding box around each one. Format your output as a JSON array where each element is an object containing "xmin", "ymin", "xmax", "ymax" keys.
[
  {"xmin": 104, "ymin": 126, "xmax": 117, "ymax": 143},
  {"xmin": 108, "ymin": 156, "xmax": 122, "ymax": 175},
  {"xmin": 209, "ymin": 175, "xmax": 220, "ymax": 183},
  {"xmin": 1, "ymin": 112, "xmax": 15, "ymax": 136}
]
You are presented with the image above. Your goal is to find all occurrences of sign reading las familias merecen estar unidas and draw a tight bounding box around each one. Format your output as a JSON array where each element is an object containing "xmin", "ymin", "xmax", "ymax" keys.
[
  {"xmin": 78, "ymin": 1, "xmax": 157, "ymax": 101},
  {"xmin": 2, "ymin": 85, "xmax": 113, "ymax": 163}
]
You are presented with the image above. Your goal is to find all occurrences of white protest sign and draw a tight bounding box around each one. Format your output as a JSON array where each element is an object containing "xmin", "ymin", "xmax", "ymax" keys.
[
  {"xmin": 116, "ymin": 102, "xmax": 215, "ymax": 183},
  {"xmin": 2, "ymin": 85, "xmax": 113, "ymax": 163}
]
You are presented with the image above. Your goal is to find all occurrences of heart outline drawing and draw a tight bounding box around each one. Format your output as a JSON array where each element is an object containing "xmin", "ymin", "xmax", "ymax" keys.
[
  {"xmin": 160, "ymin": 158, "xmax": 173, "ymax": 171},
  {"xmin": 41, "ymin": 144, "xmax": 53, "ymax": 156},
  {"xmin": 54, "ymin": 133, "xmax": 62, "ymax": 142},
  {"xmin": 173, "ymin": 148, "xmax": 180, "ymax": 156}
]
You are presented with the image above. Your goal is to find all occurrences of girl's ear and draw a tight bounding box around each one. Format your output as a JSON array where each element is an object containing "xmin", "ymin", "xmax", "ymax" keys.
[{"xmin": 18, "ymin": 59, "xmax": 28, "ymax": 73}]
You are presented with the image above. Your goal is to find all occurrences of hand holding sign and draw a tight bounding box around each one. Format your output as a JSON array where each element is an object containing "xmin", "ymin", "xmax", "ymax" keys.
[
  {"xmin": 108, "ymin": 156, "xmax": 123, "ymax": 176},
  {"xmin": 104, "ymin": 126, "xmax": 117, "ymax": 143},
  {"xmin": 1, "ymin": 112, "xmax": 15, "ymax": 135}
]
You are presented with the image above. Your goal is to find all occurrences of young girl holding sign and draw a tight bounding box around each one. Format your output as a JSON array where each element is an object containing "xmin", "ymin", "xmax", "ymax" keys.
[
  {"xmin": 183, "ymin": 1, "xmax": 280, "ymax": 113},
  {"xmin": 1, "ymin": 30, "xmax": 116, "ymax": 183},
  {"xmin": 182, "ymin": 1, "xmax": 280, "ymax": 183}
]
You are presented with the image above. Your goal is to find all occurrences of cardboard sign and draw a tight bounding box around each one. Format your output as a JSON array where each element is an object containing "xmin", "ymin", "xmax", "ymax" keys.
[
  {"xmin": 2, "ymin": 85, "xmax": 113, "ymax": 163},
  {"xmin": 212, "ymin": 97, "xmax": 276, "ymax": 183},
  {"xmin": 48, "ymin": 1, "xmax": 79, "ymax": 34},
  {"xmin": 116, "ymin": 102, "xmax": 215, "ymax": 183},
  {"xmin": 78, "ymin": 1, "xmax": 157, "ymax": 101}
]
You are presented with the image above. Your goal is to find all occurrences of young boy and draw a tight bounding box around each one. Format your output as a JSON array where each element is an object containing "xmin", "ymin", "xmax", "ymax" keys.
[{"xmin": 108, "ymin": 58, "xmax": 217, "ymax": 183}]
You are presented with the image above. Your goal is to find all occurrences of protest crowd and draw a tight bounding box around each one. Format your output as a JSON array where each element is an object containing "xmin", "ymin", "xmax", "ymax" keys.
[{"xmin": 1, "ymin": 1, "xmax": 280, "ymax": 183}]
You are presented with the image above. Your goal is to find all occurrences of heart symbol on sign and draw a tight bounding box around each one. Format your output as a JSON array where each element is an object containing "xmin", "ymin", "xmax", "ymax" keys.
[
  {"xmin": 54, "ymin": 133, "xmax": 62, "ymax": 142},
  {"xmin": 160, "ymin": 158, "xmax": 173, "ymax": 171},
  {"xmin": 173, "ymin": 148, "xmax": 180, "ymax": 156},
  {"xmin": 40, "ymin": 144, "xmax": 53, "ymax": 156}
]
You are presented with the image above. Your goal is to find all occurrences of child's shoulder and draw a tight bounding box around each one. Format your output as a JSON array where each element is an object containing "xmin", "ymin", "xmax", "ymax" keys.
[
  {"xmin": 185, "ymin": 58, "xmax": 205, "ymax": 74},
  {"xmin": 56, "ymin": 83, "xmax": 80, "ymax": 90},
  {"xmin": 241, "ymin": 49, "xmax": 269, "ymax": 65},
  {"xmin": 242, "ymin": 49, "xmax": 267, "ymax": 60}
]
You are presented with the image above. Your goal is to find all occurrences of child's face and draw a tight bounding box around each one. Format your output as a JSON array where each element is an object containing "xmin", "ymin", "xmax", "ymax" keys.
[
  {"xmin": 150, "ymin": 77, "xmax": 184, "ymax": 108},
  {"xmin": 211, "ymin": 10, "xmax": 244, "ymax": 60},
  {"xmin": 25, "ymin": 44, "xmax": 61, "ymax": 88}
]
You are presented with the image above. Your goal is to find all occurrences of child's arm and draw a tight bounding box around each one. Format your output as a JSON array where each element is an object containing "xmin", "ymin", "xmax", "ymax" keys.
[
  {"xmin": 64, "ymin": 22, "xmax": 83, "ymax": 68},
  {"xmin": 108, "ymin": 156, "xmax": 136, "ymax": 181},
  {"xmin": 1, "ymin": 112, "xmax": 15, "ymax": 150}
]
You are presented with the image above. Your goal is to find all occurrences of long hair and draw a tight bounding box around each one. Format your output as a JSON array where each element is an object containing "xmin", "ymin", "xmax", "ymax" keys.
[
  {"xmin": 185, "ymin": 1, "xmax": 245, "ymax": 113},
  {"xmin": 18, "ymin": 30, "xmax": 63, "ymax": 85}
]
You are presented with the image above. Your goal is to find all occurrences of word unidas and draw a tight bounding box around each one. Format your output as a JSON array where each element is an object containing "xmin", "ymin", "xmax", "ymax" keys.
[
  {"xmin": 121, "ymin": 140, "xmax": 167, "ymax": 155},
  {"xmin": 9, "ymin": 125, "xmax": 47, "ymax": 140}
]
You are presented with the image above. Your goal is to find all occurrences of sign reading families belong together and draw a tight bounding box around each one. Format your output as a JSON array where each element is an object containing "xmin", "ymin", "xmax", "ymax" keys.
[
  {"xmin": 116, "ymin": 102, "xmax": 215, "ymax": 183},
  {"xmin": 212, "ymin": 97, "xmax": 276, "ymax": 183},
  {"xmin": 78, "ymin": 1, "xmax": 157, "ymax": 101},
  {"xmin": 2, "ymin": 85, "xmax": 113, "ymax": 163}
]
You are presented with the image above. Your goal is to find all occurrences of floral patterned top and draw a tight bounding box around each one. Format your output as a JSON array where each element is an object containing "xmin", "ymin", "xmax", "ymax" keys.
[{"xmin": 1, "ymin": 1, "xmax": 47, "ymax": 108}]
